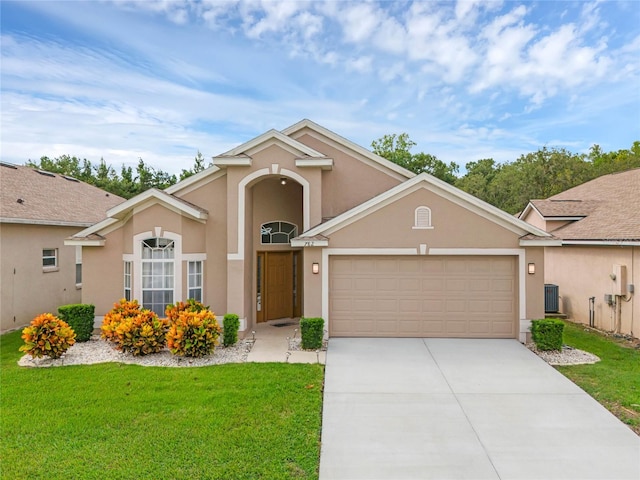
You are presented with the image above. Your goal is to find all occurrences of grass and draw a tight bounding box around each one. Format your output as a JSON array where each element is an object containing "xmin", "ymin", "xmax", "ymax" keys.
[
  {"xmin": 0, "ymin": 330, "xmax": 324, "ymax": 479},
  {"xmin": 556, "ymin": 320, "xmax": 640, "ymax": 434}
]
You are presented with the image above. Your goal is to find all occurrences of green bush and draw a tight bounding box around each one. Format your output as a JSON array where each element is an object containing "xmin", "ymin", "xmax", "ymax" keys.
[
  {"xmin": 300, "ymin": 317, "xmax": 324, "ymax": 350},
  {"xmin": 58, "ymin": 304, "xmax": 95, "ymax": 342},
  {"xmin": 531, "ymin": 318, "xmax": 565, "ymax": 351},
  {"xmin": 223, "ymin": 313, "xmax": 240, "ymax": 347}
]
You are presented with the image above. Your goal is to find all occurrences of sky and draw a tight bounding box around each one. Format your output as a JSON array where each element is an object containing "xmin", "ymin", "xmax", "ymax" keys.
[{"xmin": 1, "ymin": 0, "xmax": 639, "ymax": 176}]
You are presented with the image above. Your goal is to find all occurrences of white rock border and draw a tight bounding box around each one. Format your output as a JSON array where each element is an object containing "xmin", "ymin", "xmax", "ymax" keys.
[
  {"xmin": 526, "ymin": 344, "xmax": 600, "ymax": 366},
  {"xmin": 18, "ymin": 335, "xmax": 254, "ymax": 368}
]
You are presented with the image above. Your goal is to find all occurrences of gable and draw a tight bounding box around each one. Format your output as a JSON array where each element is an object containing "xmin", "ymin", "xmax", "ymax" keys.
[
  {"xmin": 326, "ymin": 188, "xmax": 522, "ymax": 249},
  {"xmin": 294, "ymin": 173, "xmax": 551, "ymax": 247}
]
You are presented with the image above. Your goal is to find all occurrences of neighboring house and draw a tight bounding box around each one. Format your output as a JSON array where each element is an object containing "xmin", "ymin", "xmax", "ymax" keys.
[
  {"xmin": 0, "ymin": 163, "xmax": 124, "ymax": 332},
  {"xmin": 519, "ymin": 168, "xmax": 639, "ymax": 338},
  {"xmin": 67, "ymin": 120, "xmax": 552, "ymax": 342}
]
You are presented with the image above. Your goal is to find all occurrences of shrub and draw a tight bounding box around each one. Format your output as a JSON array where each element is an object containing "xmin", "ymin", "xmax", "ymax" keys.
[
  {"xmin": 58, "ymin": 304, "xmax": 95, "ymax": 342},
  {"xmin": 300, "ymin": 317, "xmax": 324, "ymax": 350},
  {"xmin": 167, "ymin": 310, "xmax": 221, "ymax": 357},
  {"xmin": 531, "ymin": 318, "xmax": 565, "ymax": 351},
  {"xmin": 111, "ymin": 310, "xmax": 169, "ymax": 356},
  {"xmin": 222, "ymin": 313, "xmax": 240, "ymax": 347},
  {"xmin": 165, "ymin": 299, "xmax": 208, "ymax": 321},
  {"xmin": 19, "ymin": 313, "xmax": 76, "ymax": 359},
  {"xmin": 101, "ymin": 299, "xmax": 143, "ymax": 342}
]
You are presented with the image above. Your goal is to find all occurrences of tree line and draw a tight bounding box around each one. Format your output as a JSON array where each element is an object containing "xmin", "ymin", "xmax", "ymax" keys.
[
  {"xmin": 373, "ymin": 134, "xmax": 640, "ymax": 213},
  {"xmin": 26, "ymin": 152, "xmax": 210, "ymax": 200},
  {"xmin": 26, "ymin": 138, "xmax": 639, "ymax": 214}
]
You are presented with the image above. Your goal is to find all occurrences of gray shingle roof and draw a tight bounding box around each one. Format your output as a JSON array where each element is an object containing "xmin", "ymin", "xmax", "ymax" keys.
[
  {"xmin": 531, "ymin": 168, "xmax": 640, "ymax": 241},
  {"xmin": 0, "ymin": 163, "xmax": 125, "ymax": 226}
]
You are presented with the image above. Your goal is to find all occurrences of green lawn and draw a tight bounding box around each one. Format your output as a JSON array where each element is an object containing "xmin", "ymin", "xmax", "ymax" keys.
[
  {"xmin": 557, "ymin": 321, "xmax": 640, "ymax": 434},
  {"xmin": 0, "ymin": 330, "xmax": 324, "ymax": 480}
]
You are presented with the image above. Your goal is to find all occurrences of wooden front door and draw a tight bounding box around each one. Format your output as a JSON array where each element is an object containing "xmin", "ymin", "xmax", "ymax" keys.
[{"xmin": 257, "ymin": 251, "xmax": 302, "ymax": 322}]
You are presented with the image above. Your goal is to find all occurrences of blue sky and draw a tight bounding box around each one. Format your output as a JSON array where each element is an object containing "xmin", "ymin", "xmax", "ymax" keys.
[{"xmin": 1, "ymin": 1, "xmax": 639, "ymax": 176}]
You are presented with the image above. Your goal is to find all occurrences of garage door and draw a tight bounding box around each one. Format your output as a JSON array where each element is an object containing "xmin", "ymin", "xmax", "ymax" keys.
[{"xmin": 329, "ymin": 256, "xmax": 517, "ymax": 338}]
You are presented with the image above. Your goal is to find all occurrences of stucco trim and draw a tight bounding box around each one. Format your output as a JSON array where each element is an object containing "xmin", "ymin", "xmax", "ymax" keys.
[
  {"xmin": 222, "ymin": 129, "xmax": 327, "ymax": 158},
  {"xmin": 108, "ymin": 189, "xmax": 208, "ymax": 221},
  {"xmin": 295, "ymin": 158, "xmax": 334, "ymax": 170},
  {"xmin": 519, "ymin": 239, "xmax": 563, "ymax": 246},
  {"xmin": 321, "ymin": 247, "xmax": 529, "ymax": 342},
  {"xmin": 213, "ymin": 157, "xmax": 252, "ymax": 167},
  {"xmin": 561, "ymin": 240, "xmax": 640, "ymax": 246},
  {"xmin": 282, "ymin": 119, "xmax": 414, "ymax": 181},
  {"xmin": 165, "ymin": 167, "xmax": 226, "ymax": 196},
  {"xmin": 65, "ymin": 238, "xmax": 105, "ymax": 246},
  {"xmin": 132, "ymin": 230, "xmax": 183, "ymax": 304},
  {"xmin": 302, "ymin": 173, "xmax": 551, "ymax": 239},
  {"xmin": 229, "ymin": 167, "xmax": 311, "ymax": 261}
]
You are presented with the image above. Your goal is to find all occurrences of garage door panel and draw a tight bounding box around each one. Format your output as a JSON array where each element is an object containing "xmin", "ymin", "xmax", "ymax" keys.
[
  {"xmin": 329, "ymin": 255, "xmax": 518, "ymax": 338},
  {"xmin": 376, "ymin": 299, "xmax": 398, "ymax": 312},
  {"xmin": 353, "ymin": 278, "xmax": 375, "ymax": 291},
  {"xmin": 422, "ymin": 279, "xmax": 444, "ymax": 292}
]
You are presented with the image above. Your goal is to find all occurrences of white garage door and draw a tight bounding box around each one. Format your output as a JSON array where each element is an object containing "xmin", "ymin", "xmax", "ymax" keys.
[{"xmin": 329, "ymin": 256, "xmax": 518, "ymax": 338}]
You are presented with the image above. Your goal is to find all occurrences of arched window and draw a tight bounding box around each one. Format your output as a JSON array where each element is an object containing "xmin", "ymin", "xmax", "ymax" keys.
[
  {"xmin": 413, "ymin": 206, "xmax": 433, "ymax": 229},
  {"xmin": 260, "ymin": 221, "xmax": 298, "ymax": 244},
  {"xmin": 141, "ymin": 237, "xmax": 174, "ymax": 316}
]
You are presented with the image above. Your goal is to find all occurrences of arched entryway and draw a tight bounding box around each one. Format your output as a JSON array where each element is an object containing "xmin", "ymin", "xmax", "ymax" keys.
[{"xmin": 250, "ymin": 176, "xmax": 303, "ymax": 322}]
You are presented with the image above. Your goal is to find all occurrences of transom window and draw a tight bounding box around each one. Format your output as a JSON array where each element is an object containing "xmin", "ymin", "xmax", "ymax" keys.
[
  {"xmin": 260, "ymin": 221, "xmax": 298, "ymax": 244},
  {"xmin": 141, "ymin": 238, "xmax": 174, "ymax": 316}
]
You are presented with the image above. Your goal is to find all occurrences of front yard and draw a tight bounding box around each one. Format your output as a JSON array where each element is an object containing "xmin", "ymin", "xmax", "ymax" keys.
[
  {"xmin": 0, "ymin": 330, "xmax": 324, "ymax": 480},
  {"xmin": 557, "ymin": 321, "xmax": 640, "ymax": 434}
]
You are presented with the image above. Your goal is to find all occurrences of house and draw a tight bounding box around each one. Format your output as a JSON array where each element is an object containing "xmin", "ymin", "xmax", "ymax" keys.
[
  {"xmin": 0, "ymin": 163, "xmax": 124, "ymax": 332},
  {"xmin": 67, "ymin": 120, "xmax": 553, "ymax": 342},
  {"xmin": 519, "ymin": 168, "xmax": 639, "ymax": 338}
]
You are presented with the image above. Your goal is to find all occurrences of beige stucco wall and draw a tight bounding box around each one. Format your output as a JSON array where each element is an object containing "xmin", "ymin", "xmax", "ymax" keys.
[
  {"xmin": 525, "ymin": 246, "xmax": 545, "ymax": 320},
  {"xmin": 545, "ymin": 245, "xmax": 638, "ymax": 337},
  {"xmin": 1, "ymin": 223, "xmax": 82, "ymax": 332},
  {"xmin": 294, "ymin": 132, "xmax": 404, "ymax": 219},
  {"xmin": 328, "ymin": 188, "xmax": 519, "ymax": 249}
]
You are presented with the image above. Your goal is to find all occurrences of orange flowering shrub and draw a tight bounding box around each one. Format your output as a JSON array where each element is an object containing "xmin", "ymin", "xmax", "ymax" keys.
[
  {"xmin": 101, "ymin": 299, "xmax": 143, "ymax": 342},
  {"xmin": 167, "ymin": 310, "xmax": 221, "ymax": 357},
  {"xmin": 20, "ymin": 313, "xmax": 76, "ymax": 359},
  {"xmin": 111, "ymin": 310, "xmax": 169, "ymax": 356},
  {"xmin": 165, "ymin": 299, "xmax": 208, "ymax": 321}
]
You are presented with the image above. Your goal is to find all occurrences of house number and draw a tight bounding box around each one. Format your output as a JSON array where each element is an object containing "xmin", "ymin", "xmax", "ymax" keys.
[{"xmin": 304, "ymin": 241, "xmax": 315, "ymax": 247}]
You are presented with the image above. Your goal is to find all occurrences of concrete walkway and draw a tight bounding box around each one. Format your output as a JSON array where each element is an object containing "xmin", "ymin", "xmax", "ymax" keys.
[
  {"xmin": 320, "ymin": 338, "xmax": 640, "ymax": 480},
  {"xmin": 245, "ymin": 320, "xmax": 326, "ymax": 364}
]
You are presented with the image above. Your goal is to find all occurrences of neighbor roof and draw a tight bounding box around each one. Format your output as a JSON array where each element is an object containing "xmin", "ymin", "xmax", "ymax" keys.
[
  {"xmin": 522, "ymin": 168, "xmax": 640, "ymax": 242},
  {"xmin": 0, "ymin": 163, "xmax": 125, "ymax": 227}
]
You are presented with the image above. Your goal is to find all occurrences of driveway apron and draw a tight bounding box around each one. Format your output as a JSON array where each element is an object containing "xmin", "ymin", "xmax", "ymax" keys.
[{"xmin": 319, "ymin": 338, "xmax": 640, "ymax": 480}]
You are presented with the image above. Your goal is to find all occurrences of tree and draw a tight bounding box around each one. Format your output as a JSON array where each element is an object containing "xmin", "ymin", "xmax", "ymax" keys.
[
  {"xmin": 455, "ymin": 158, "xmax": 499, "ymax": 205},
  {"xmin": 180, "ymin": 151, "xmax": 211, "ymax": 180},
  {"xmin": 371, "ymin": 133, "xmax": 459, "ymax": 184},
  {"xmin": 25, "ymin": 155, "xmax": 178, "ymax": 199}
]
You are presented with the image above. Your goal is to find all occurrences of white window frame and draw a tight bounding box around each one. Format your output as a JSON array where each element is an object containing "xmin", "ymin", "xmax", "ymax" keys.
[
  {"xmin": 42, "ymin": 248, "xmax": 58, "ymax": 271},
  {"xmin": 124, "ymin": 261, "xmax": 132, "ymax": 301},
  {"xmin": 260, "ymin": 220, "xmax": 298, "ymax": 244},
  {"xmin": 75, "ymin": 246, "xmax": 82, "ymax": 288},
  {"xmin": 141, "ymin": 237, "xmax": 175, "ymax": 317},
  {"xmin": 413, "ymin": 206, "xmax": 434, "ymax": 230},
  {"xmin": 187, "ymin": 260, "xmax": 203, "ymax": 302}
]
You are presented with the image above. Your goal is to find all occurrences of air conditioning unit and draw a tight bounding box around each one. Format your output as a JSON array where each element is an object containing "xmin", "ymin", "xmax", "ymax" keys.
[{"xmin": 544, "ymin": 284, "xmax": 559, "ymax": 313}]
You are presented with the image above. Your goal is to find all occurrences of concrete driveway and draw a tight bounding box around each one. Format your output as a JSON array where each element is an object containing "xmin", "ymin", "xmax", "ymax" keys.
[{"xmin": 319, "ymin": 338, "xmax": 640, "ymax": 480}]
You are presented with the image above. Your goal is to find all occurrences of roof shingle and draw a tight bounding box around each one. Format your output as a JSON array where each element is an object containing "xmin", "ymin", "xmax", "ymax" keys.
[
  {"xmin": 0, "ymin": 163, "xmax": 125, "ymax": 226},
  {"xmin": 530, "ymin": 168, "xmax": 640, "ymax": 241}
]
